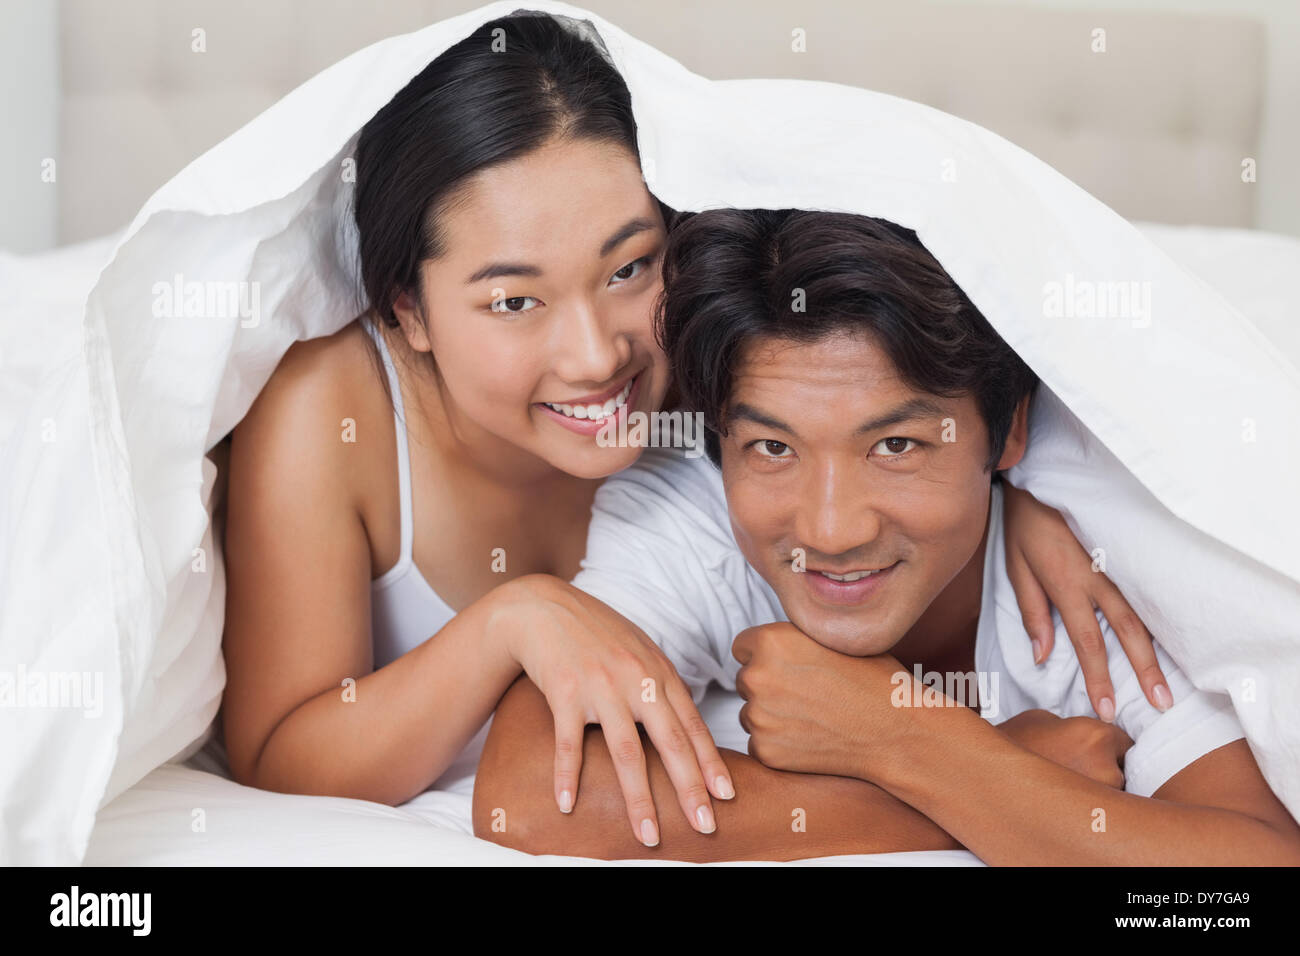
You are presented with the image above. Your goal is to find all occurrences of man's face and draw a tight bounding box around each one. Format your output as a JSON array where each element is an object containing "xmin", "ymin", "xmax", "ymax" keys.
[{"xmin": 719, "ymin": 329, "xmax": 1016, "ymax": 656}]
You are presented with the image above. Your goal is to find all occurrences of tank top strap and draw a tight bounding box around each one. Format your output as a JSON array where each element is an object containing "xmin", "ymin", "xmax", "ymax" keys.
[{"xmin": 363, "ymin": 320, "xmax": 415, "ymax": 564}]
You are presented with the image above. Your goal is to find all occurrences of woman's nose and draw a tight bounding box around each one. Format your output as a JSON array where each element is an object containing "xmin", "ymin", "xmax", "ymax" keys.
[{"xmin": 551, "ymin": 300, "xmax": 632, "ymax": 386}]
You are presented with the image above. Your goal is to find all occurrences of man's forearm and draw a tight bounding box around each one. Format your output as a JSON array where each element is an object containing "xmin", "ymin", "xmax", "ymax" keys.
[
  {"xmin": 472, "ymin": 678, "xmax": 961, "ymax": 861},
  {"xmin": 878, "ymin": 704, "xmax": 1300, "ymax": 866}
]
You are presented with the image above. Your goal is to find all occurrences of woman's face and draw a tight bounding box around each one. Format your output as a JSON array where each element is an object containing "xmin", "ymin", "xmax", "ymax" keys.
[{"xmin": 394, "ymin": 136, "xmax": 671, "ymax": 480}]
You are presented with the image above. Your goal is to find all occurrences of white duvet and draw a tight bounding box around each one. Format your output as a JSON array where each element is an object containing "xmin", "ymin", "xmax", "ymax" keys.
[{"xmin": 2, "ymin": 0, "xmax": 1298, "ymax": 866}]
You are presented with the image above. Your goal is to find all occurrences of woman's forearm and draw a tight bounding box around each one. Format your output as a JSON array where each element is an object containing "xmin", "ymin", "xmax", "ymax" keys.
[
  {"xmin": 473, "ymin": 677, "xmax": 961, "ymax": 861},
  {"xmin": 243, "ymin": 577, "xmax": 536, "ymax": 805}
]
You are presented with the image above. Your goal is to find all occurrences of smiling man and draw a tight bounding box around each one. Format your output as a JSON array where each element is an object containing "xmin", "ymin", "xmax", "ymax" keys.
[{"xmin": 472, "ymin": 209, "xmax": 1300, "ymax": 864}]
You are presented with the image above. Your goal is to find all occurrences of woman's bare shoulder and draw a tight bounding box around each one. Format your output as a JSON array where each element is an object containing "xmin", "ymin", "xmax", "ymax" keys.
[
  {"xmin": 230, "ymin": 319, "xmax": 390, "ymax": 506},
  {"xmin": 253, "ymin": 320, "xmax": 378, "ymax": 416}
]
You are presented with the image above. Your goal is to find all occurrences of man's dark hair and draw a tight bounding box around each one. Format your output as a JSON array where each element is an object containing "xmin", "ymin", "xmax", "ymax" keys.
[{"xmin": 655, "ymin": 209, "xmax": 1039, "ymax": 468}]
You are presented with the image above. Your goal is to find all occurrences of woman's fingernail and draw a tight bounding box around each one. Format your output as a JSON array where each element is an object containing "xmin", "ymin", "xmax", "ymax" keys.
[
  {"xmin": 1153, "ymin": 684, "xmax": 1172, "ymax": 712},
  {"xmin": 715, "ymin": 775, "xmax": 735, "ymax": 799},
  {"xmin": 696, "ymin": 805, "xmax": 716, "ymax": 834},
  {"xmin": 558, "ymin": 790, "xmax": 573, "ymax": 814},
  {"xmin": 1097, "ymin": 696, "xmax": 1116, "ymax": 723},
  {"xmin": 640, "ymin": 818, "xmax": 660, "ymax": 847},
  {"xmin": 1031, "ymin": 639, "xmax": 1043, "ymax": 664}
]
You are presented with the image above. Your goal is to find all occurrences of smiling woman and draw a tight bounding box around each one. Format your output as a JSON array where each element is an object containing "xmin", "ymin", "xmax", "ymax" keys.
[{"xmin": 217, "ymin": 11, "xmax": 736, "ymax": 849}]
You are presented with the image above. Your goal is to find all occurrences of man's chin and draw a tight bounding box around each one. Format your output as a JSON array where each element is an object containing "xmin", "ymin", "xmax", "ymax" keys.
[{"xmin": 784, "ymin": 607, "xmax": 902, "ymax": 657}]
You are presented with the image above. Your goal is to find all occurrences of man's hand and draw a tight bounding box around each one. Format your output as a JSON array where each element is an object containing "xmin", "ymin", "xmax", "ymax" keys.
[
  {"xmin": 732, "ymin": 621, "xmax": 911, "ymax": 779},
  {"xmin": 733, "ymin": 623, "xmax": 1133, "ymax": 792},
  {"xmin": 996, "ymin": 708, "xmax": 1132, "ymax": 788}
]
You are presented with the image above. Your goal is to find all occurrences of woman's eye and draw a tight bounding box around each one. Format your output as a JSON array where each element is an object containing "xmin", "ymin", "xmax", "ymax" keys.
[
  {"xmin": 490, "ymin": 295, "xmax": 539, "ymax": 314},
  {"xmin": 873, "ymin": 437, "xmax": 916, "ymax": 457},
  {"xmin": 609, "ymin": 255, "xmax": 651, "ymax": 285},
  {"xmin": 753, "ymin": 439, "xmax": 793, "ymax": 459}
]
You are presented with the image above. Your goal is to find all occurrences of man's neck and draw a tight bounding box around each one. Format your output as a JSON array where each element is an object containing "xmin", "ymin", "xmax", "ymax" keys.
[{"xmin": 890, "ymin": 496, "xmax": 993, "ymax": 679}]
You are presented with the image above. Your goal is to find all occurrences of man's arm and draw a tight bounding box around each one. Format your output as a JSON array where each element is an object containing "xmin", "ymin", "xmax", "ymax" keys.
[
  {"xmin": 728, "ymin": 621, "xmax": 1300, "ymax": 865},
  {"xmin": 472, "ymin": 678, "xmax": 962, "ymax": 861},
  {"xmin": 877, "ymin": 701, "xmax": 1300, "ymax": 866}
]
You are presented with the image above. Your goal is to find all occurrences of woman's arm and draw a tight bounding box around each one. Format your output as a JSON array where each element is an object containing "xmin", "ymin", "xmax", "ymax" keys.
[
  {"xmin": 221, "ymin": 340, "xmax": 730, "ymax": 828},
  {"xmin": 472, "ymin": 682, "xmax": 1139, "ymax": 860},
  {"xmin": 221, "ymin": 341, "xmax": 523, "ymax": 805},
  {"xmin": 473, "ymin": 678, "xmax": 961, "ymax": 861},
  {"xmin": 1001, "ymin": 481, "xmax": 1171, "ymax": 719}
]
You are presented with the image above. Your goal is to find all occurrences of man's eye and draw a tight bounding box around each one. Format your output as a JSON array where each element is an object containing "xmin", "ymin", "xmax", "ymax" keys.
[
  {"xmin": 609, "ymin": 255, "xmax": 651, "ymax": 285},
  {"xmin": 873, "ymin": 437, "xmax": 916, "ymax": 457},
  {"xmin": 753, "ymin": 439, "xmax": 793, "ymax": 459},
  {"xmin": 490, "ymin": 295, "xmax": 539, "ymax": 314}
]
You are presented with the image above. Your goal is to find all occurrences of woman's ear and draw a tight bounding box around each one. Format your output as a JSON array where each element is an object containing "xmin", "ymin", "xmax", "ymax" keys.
[
  {"xmin": 392, "ymin": 284, "xmax": 434, "ymax": 354},
  {"xmin": 995, "ymin": 395, "xmax": 1032, "ymax": 471}
]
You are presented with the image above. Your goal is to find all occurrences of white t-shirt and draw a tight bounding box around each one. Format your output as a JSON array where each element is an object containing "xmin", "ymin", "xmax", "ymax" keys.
[{"xmin": 572, "ymin": 445, "xmax": 1246, "ymax": 798}]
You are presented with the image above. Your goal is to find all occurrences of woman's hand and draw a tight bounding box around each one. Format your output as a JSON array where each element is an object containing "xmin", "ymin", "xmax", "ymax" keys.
[
  {"xmin": 1002, "ymin": 482, "xmax": 1173, "ymax": 721},
  {"xmin": 490, "ymin": 574, "xmax": 734, "ymax": 848}
]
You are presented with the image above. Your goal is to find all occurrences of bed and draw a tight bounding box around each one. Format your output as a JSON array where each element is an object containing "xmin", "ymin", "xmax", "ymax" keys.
[
  {"xmin": 5, "ymin": 0, "xmax": 1298, "ymax": 868},
  {"xmin": 55, "ymin": 217, "xmax": 1292, "ymax": 867}
]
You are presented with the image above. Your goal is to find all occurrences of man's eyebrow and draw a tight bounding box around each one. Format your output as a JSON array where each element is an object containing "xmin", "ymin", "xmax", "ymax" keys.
[
  {"xmin": 465, "ymin": 217, "xmax": 658, "ymax": 285},
  {"xmin": 853, "ymin": 397, "xmax": 949, "ymax": 435},
  {"xmin": 726, "ymin": 403, "xmax": 795, "ymax": 435},
  {"xmin": 725, "ymin": 397, "xmax": 949, "ymax": 438}
]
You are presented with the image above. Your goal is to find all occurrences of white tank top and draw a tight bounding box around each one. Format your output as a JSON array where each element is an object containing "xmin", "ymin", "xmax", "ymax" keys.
[{"xmin": 365, "ymin": 321, "xmax": 490, "ymax": 795}]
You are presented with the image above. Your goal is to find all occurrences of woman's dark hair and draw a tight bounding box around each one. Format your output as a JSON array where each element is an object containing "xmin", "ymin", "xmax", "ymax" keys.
[
  {"xmin": 351, "ymin": 12, "xmax": 665, "ymax": 393},
  {"xmin": 656, "ymin": 209, "xmax": 1039, "ymax": 470}
]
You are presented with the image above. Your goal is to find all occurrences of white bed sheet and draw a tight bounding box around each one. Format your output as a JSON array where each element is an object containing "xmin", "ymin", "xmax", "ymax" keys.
[
  {"xmin": 53, "ymin": 218, "xmax": 1300, "ymax": 866},
  {"xmin": 84, "ymin": 684, "xmax": 981, "ymax": 866}
]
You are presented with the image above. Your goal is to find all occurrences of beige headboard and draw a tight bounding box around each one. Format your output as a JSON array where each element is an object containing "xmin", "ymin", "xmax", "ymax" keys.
[{"xmin": 57, "ymin": 0, "xmax": 1265, "ymax": 243}]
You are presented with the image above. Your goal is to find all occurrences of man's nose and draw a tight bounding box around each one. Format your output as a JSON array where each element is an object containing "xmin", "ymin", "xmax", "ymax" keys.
[
  {"xmin": 793, "ymin": 460, "xmax": 882, "ymax": 560},
  {"xmin": 550, "ymin": 299, "xmax": 631, "ymax": 386}
]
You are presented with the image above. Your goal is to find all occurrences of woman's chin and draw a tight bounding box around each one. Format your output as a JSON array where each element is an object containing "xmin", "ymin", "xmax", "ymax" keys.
[{"xmin": 549, "ymin": 444, "xmax": 644, "ymax": 480}]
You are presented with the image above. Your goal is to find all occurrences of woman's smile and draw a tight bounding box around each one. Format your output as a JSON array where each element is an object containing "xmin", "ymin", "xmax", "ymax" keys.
[{"xmin": 535, "ymin": 370, "xmax": 643, "ymax": 436}]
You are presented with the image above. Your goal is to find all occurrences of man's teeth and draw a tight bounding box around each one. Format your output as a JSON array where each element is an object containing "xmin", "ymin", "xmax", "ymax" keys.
[
  {"xmin": 821, "ymin": 569, "xmax": 881, "ymax": 582},
  {"xmin": 543, "ymin": 378, "xmax": 634, "ymax": 421}
]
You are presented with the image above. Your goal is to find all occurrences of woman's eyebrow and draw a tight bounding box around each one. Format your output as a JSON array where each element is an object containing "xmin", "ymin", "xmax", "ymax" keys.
[
  {"xmin": 464, "ymin": 217, "xmax": 658, "ymax": 285},
  {"xmin": 465, "ymin": 261, "xmax": 543, "ymax": 285},
  {"xmin": 599, "ymin": 217, "xmax": 657, "ymax": 257}
]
